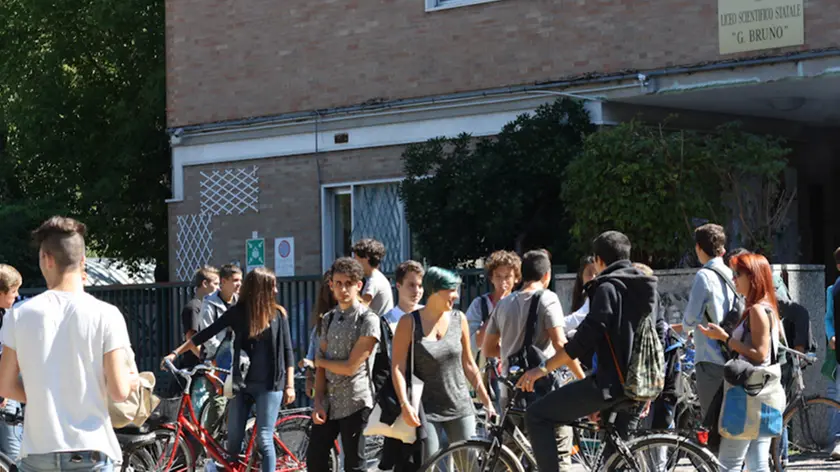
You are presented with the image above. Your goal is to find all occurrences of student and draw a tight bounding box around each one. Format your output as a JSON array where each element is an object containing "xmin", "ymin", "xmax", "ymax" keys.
[
  {"xmin": 307, "ymin": 258, "xmax": 380, "ymax": 472},
  {"xmin": 197, "ymin": 264, "xmax": 242, "ymax": 362},
  {"xmin": 565, "ymin": 256, "xmax": 599, "ymax": 338},
  {"xmin": 519, "ymin": 231, "xmax": 657, "ymax": 472},
  {"xmin": 483, "ymin": 250, "xmax": 583, "ymax": 470},
  {"xmin": 465, "ymin": 250, "xmax": 521, "ymax": 362},
  {"xmin": 0, "ymin": 217, "xmax": 138, "ymax": 471},
  {"xmin": 303, "ymin": 270, "xmax": 337, "ymax": 398},
  {"xmin": 0, "ymin": 265, "xmax": 22, "ymax": 460},
  {"xmin": 353, "ymin": 239, "xmax": 394, "ymax": 316},
  {"xmin": 180, "ymin": 266, "xmax": 219, "ymax": 369},
  {"xmin": 165, "ymin": 268, "xmax": 296, "ymax": 472},
  {"xmin": 392, "ymin": 267, "xmax": 494, "ymax": 459},
  {"xmin": 382, "ymin": 261, "xmax": 425, "ymax": 335},
  {"xmin": 674, "ymin": 224, "xmax": 736, "ymax": 423}
]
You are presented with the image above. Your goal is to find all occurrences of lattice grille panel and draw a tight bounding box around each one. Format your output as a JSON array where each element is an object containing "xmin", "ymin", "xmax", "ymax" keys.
[
  {"xmin": 176, "ymin": 214, "xmax": 213, "ymax": 281},
  {"xmin": 352, "ymin": 183, "xmax": 408, "ymax": 274},
  {"xmin": 200, "ymin": 166, "xmax": 259, "ymax": 215}
]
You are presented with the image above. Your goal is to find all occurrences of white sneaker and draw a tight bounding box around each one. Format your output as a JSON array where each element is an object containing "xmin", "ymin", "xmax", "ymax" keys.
[{"xmin": 831, "ymin": 441, "xmax": 840, "ymax": 460}]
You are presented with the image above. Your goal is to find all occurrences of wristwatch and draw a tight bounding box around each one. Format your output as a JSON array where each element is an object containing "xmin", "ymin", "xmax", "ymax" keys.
[{"xmin": 538, "ymin": 359, "xmax": 549, "ymax": 375}]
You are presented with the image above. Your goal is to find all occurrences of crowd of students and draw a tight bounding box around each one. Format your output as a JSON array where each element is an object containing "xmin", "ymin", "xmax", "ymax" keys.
[{"xmin": 0, "ymin": 215, "xmax": 829, "ymax": 472}]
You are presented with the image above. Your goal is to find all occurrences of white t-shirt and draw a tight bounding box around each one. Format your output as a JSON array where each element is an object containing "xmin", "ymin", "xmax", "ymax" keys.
[{"xmin": 1, "ymin": 290, "xmax": 131, "ymax": 461}]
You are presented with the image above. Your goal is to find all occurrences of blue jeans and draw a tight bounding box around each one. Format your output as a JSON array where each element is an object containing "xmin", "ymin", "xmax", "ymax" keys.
[
  {"xmin": 18, "ymin": 451, "xmax": 112, "ymax": 472},
  {"xmin": 227, "ymin": 385, "xmax": 283, "ymax": 472},
  {"xmin": 718, "ymin": 437, "xmax": 771, "ymax": 472},
  {"xmin": 0, "ymin": 400, "xmax": 22, "ymax": 460},
  {"xmin": 829, "ymin": 373, "xmax": 840, "ymax": 441},
  {"xmin": 422, "ymin": 415, "xmax": 476, "ymax": 460}
]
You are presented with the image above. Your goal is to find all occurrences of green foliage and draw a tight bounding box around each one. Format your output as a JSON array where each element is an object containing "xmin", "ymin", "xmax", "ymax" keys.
[
  {"xmin": 0, "ymin": 0, "xmax": 168, "ymax": 279},
  {"xmin": 400, "ymin": 98, "xmax": 596, "ymax": 267},
  {"xmin": 0, "ymin": 202, "xmax": 62, "ymax": 287},
  {"xmin": 564, "ymin": 120, "xmax": 792, "ymax": 267}
]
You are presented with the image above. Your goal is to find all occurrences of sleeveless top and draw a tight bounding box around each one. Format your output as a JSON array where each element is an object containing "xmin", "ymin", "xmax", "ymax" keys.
[
  {"xmin": 731, "ymin": 303, "xmax": 781, "ymax": 367},
  {"xmin": 411, "ymin": 310, "xmax": 474, "ymax": 422}
]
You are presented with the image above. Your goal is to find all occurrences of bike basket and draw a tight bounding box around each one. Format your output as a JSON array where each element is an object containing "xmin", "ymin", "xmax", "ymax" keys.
[{"xmin": 148, "ymin": 396, "xmax": 182, "ymax": 425}]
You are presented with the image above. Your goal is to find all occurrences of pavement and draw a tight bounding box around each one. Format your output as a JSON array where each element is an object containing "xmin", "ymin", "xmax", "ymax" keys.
[{"xmin": 786, "ymin": 453, "xmax": 840, "ymax": 471}]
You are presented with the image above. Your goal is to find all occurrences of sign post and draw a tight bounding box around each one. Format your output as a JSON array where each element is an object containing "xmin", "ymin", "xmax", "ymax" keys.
[
  {"xmin": 274, "ymin": 237, "xmax": 295, "ymax": 277},
  {"xmin": 246, "ymin": 237, "xmax": 265, "ymax": 273}
]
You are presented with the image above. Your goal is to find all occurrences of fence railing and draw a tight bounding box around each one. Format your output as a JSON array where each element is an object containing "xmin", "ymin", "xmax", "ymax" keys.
[{"xmin": 18, "ymin": 266, "xmax": 564, "ymax": 393}]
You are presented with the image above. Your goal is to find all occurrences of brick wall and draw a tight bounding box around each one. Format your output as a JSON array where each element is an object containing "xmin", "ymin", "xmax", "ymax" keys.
[
  {"xmin": 166, "ymin": 0, "xmax": 840, "ymax": 127},
  {"xmin": 167, "ymin": 145, "xmax": 406, "ymax": 280}
]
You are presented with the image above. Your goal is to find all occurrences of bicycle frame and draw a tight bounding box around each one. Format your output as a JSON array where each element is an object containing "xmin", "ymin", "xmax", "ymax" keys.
[{"xmin": 483, "ymin": 372, "xmax": 646, "ymax": 471}]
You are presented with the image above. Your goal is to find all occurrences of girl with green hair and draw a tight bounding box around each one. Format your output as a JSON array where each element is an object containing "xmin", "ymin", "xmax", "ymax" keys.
[{"xmin": 391, "ymin": 267, "xmax": 495, "ymax": 459}]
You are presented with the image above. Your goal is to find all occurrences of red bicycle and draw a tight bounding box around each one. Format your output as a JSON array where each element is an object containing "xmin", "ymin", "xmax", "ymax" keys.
[{"xmin": 153, "ymin": 359, "xmax": 339, "ymax": 472}]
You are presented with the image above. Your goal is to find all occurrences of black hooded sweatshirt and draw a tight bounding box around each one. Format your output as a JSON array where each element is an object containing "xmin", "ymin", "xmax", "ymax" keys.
[{"xmin": 564, "ymin": 260, "xmax": 658, "ymax": 400}]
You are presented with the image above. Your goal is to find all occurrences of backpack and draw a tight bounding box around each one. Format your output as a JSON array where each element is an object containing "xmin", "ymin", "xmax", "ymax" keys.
[
  {"xmin": 603, "ymin": 279, "xmax": 665, "ymax": 402},
  {"xmin": 506, "ymin": 291, "xmax": 563, "ymax": 403},
  {"xmin": 703, "ymin": 266, "xmax": 746, "ymax": 356}
]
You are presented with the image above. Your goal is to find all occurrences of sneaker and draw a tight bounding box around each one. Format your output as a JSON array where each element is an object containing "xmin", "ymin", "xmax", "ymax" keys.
[{"xmin": 831, "ymin": 441, "xmax": 840, "ymax": 460}]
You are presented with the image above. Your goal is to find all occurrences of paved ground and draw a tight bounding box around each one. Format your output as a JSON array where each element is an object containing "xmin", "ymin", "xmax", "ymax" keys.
[{"xmin": 786, "ymin": 453, "xmax": 840, "ymax": 471}]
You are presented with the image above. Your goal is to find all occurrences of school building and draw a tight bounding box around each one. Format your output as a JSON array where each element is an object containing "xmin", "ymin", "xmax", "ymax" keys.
[{"xmin": 165, "ymin": 0, "xmax": 840, "ymax": 281}]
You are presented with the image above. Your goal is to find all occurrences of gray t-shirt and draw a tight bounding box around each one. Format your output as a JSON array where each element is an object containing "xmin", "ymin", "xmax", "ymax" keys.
[
  {"xmin": 319, "ymin": 303, "xmax": 381, "ymax": 420},
  {"xmin": 485, "ymin": 290, "xmax": 566, "ymax": 372},
  {"xmin": 363, "ymin": 270, "xmax": 394, "ymax": 316}
]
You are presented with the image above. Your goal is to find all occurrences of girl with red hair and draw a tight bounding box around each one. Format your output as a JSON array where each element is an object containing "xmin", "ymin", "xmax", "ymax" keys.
[{"xmin": 699, "ymin": 253, "xmax": 784, "ymax": 472}]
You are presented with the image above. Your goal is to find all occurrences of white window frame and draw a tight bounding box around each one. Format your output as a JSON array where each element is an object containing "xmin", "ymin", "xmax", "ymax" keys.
[
  {"xmin": 321, "ymin": 178, "xmax": 410, "ymax": 272},
  {"xmin": 425, "ymin": 0, "xmax": 501, "ymax": 12}
]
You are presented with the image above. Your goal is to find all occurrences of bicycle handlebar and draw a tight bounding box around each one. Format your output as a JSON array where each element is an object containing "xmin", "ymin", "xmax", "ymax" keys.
[
  {"xmin": 163, "ymin": 358, "xmax": 232, "ymax": 379},
  {"xmin": 777, "ymin": 344, "xmax": 817, "ymax": 364}
]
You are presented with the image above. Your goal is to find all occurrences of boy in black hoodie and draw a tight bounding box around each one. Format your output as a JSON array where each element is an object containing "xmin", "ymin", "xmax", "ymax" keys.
[{"xmin": 518, "ymin": 231, "xmax": 658, "ymax": 472}]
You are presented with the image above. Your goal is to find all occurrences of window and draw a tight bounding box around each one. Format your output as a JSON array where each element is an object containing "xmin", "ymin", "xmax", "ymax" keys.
[
  {"xmin": 322, "ymin": 180, "xmax": 411, "ymax": 273},
  {"xmin": 425, "ymin": 0, "xmax": 500, "ymax": 12}
]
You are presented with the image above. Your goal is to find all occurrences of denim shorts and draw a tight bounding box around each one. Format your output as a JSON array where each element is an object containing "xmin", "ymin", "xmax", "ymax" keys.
[{"xmin": 18, "ymin": 451, "xmax": 113, "ymax": 472}]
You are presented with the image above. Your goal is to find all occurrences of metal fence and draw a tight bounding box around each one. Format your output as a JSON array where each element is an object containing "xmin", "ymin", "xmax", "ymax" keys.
[{"xmin": 18, "ymin": 266, "xmax": 564, "ymax": 397}]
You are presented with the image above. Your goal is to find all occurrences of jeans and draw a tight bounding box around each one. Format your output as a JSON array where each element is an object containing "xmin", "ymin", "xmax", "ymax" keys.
[
  {"xmin": 18, "ymin": 451, "xmax": 112, "ymax": 472},
  {"xmin": 718, "ymin": 437, "xmax": 771, "ymax": 472},
  {"xmin": 227, "ymin": 386, "xmax": 284, "ymax": 472},
  {"xmin": 828, "ymin": 372, "xmax": 840, "ymax": 442},
  {"xmin": 308, "ymin": 407, "xmax": 371, "ymax": 472},
  {"xmin": 422, "ymin": 415, "xmax": 476, "ymax": 460},
  {"xmin": 525, "ymin": 376, "xmax": 640, "ymax": 472},
  {"xmin": 0, "ymin": 400, "xmax": 22, "ymax": 460}
]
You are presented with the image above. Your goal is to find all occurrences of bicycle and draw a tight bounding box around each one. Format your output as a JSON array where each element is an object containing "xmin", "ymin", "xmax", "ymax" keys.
[
  {"xmin": 422, "ymin": 366, "xmax": 719, "ymax": 472},
  {"xmin": 154, "ymin": 359, "xmax": 339, "ymax": 471},
  {"xmin": 769, "ymin": 344, "xmax": 840, "ymax": 471}
]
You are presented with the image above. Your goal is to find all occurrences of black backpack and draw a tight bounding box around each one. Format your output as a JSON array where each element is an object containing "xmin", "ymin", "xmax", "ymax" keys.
[
  {"xmin": 506, "ymin": 291, "xmax": 563, "ymax": 403},
  {"xmin": 703, "ymin": 266, "xmax": 745, "ymax": 356}
]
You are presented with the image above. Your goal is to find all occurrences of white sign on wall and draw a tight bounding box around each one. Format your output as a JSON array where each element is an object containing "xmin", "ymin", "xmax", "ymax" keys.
[{"xmin": 274, "ymin": 237, "xmax": 295, "ymax": 277}]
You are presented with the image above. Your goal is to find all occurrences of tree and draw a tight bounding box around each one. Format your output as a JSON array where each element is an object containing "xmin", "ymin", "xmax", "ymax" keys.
[
  {"xmin": 0, "ymin": 0, "xmax": 168, "ymax": 285},
  {"xmin": 563, "ymin": 120, "xmax": 792, "ymax": 267},
  {"xmin": 400, "ymin": 98, "xmax": 596, "ymax": 267}
]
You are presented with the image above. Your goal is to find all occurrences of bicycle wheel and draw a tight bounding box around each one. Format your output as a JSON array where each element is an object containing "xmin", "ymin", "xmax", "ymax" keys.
[
  {"xmin": 770, "ymin": 395, "xmax": 840, "ymax": 467},
  {"xmin": 420, "ymin": 440, "xmax": 525, "ymax": 472},
  {"xmin": 601, "ymin": 433, "xmax": 718, "ymax": 471},
  {"xmin": 571, "ymin": 426, "xmax": 604, "ymax": 471},
  {"xmin": 149, "ymin": 427, "xmax": 195, "ymax": 472},
  {"xmin": 246, "ymin": 413, "xmax": 339, "ymax": 472},
  {"xmin": 121, "ymin": 446, "xmax": 156, "ymax": 472}
]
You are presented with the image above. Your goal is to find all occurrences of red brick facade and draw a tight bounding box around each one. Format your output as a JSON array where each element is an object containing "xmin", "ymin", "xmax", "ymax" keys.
[{"xmin": 166, "ymin": 0, "xmax": 840, "ymax": 128}]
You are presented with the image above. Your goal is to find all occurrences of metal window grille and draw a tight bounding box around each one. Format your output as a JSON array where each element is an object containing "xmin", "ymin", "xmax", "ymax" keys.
[{"xmin": 175, "ymin": 214, "xmax": 214, "ymax": 281}]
